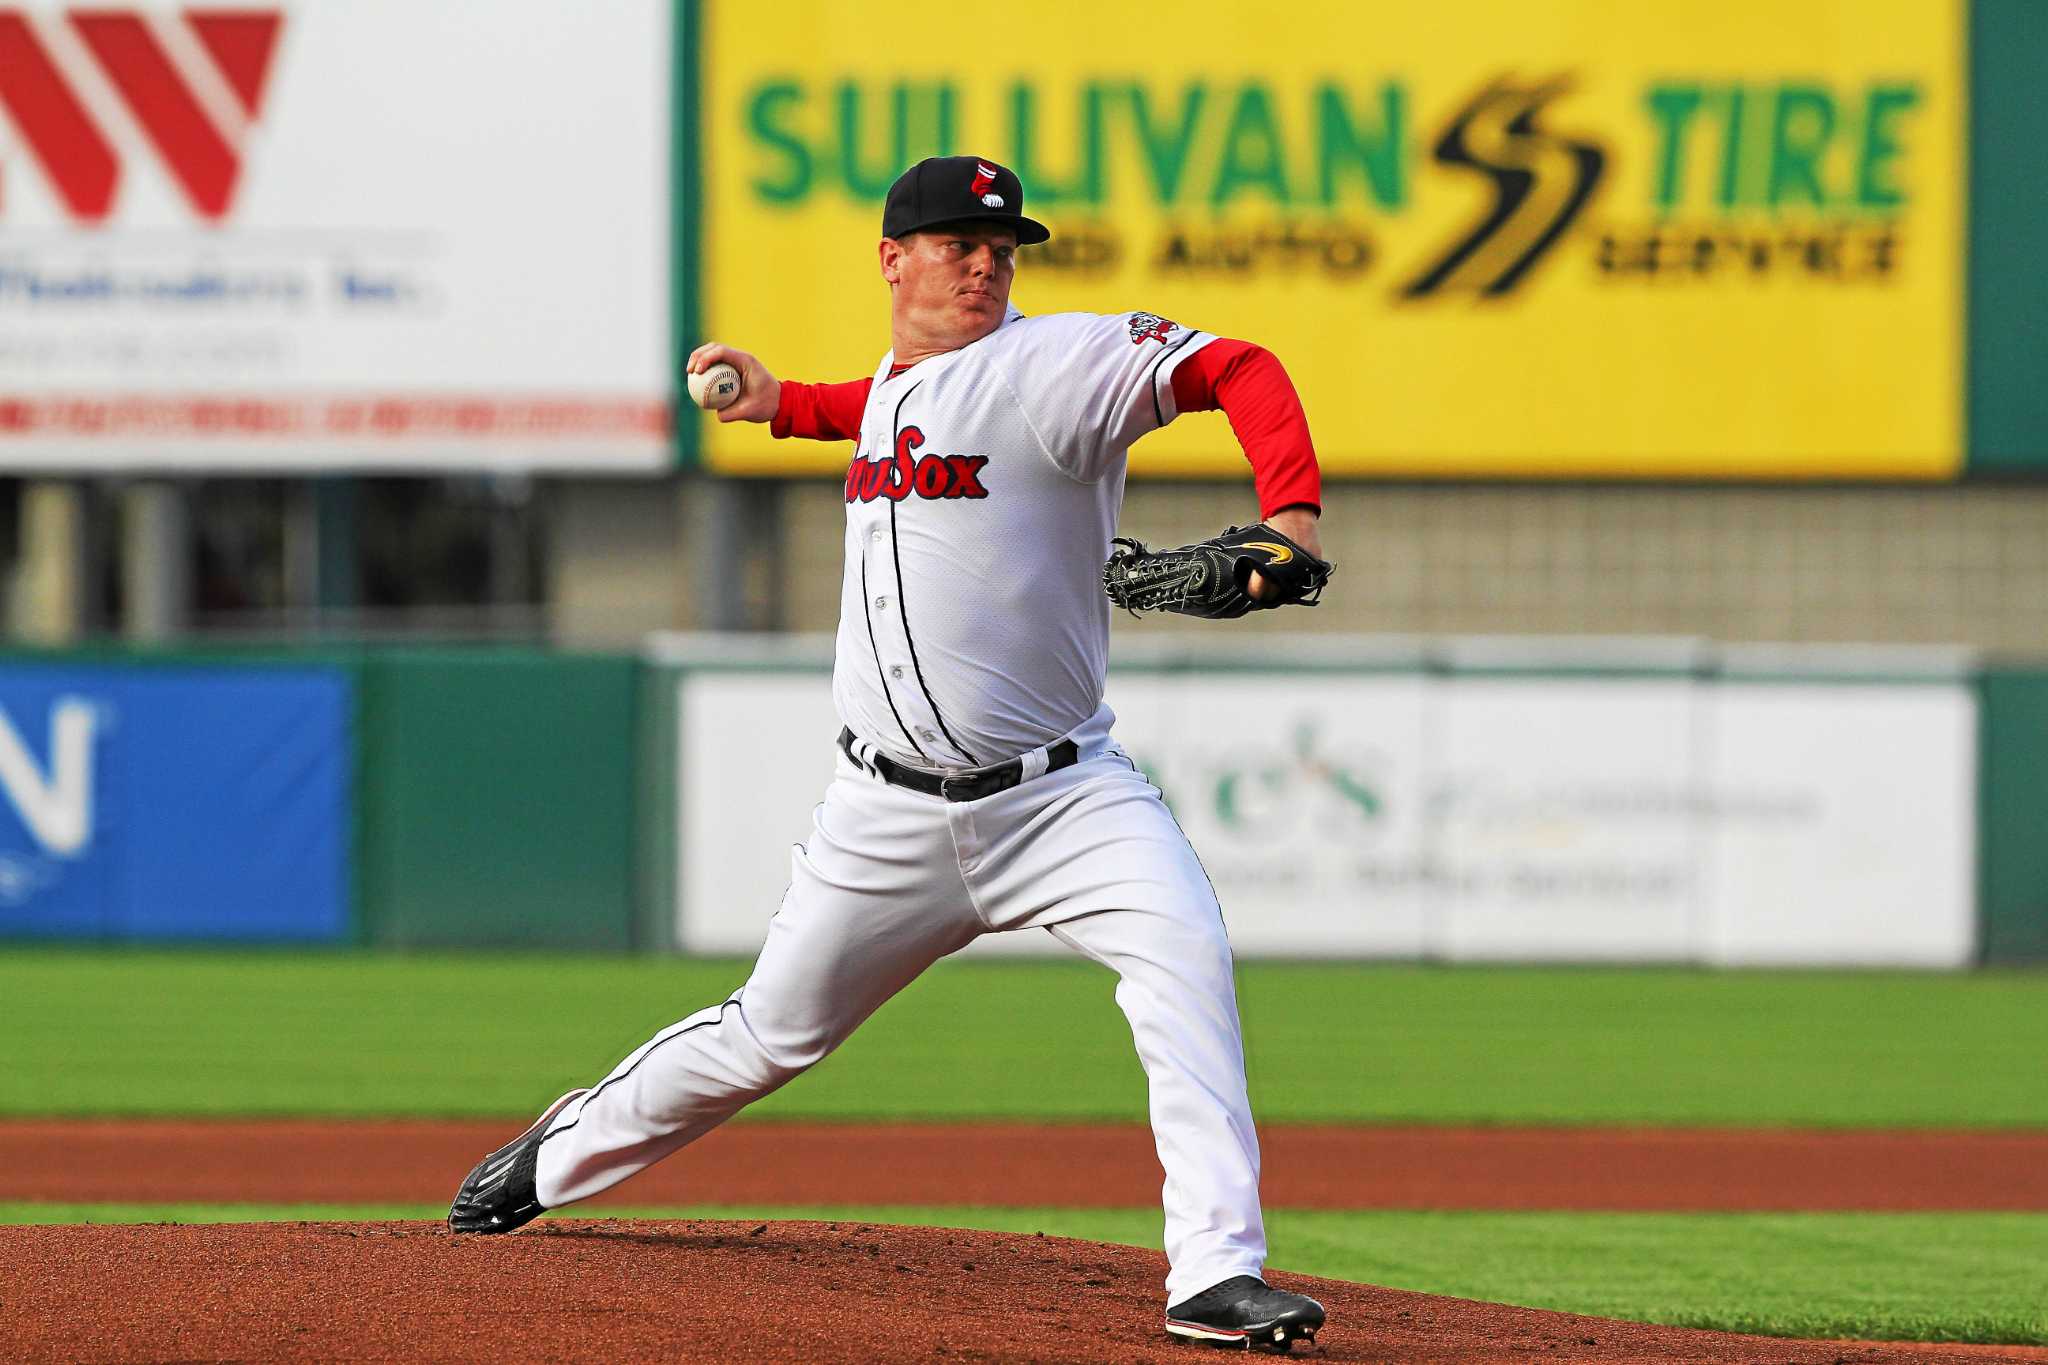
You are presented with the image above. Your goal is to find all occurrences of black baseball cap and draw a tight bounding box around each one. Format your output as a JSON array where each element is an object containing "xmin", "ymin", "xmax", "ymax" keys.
[{"xmin": 881, "ymin": 155, "xmax": 1051, "ymax": 246}]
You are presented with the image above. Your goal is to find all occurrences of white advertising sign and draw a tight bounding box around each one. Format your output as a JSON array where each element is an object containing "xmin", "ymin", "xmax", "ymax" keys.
[
  {"xmin": 1704, "ymin": 686, "xmax": 1977, "ymax": 967},
  {"xmin": 1432, "ymin": 680, "xmax": 1701, "ymax": 962},
  {"xmin": 0, "ymin": 1, "xmax": 672, "ymax": 470},
  {"xmin": 677, "ymin": 673, "xmax": 838, "ymax": 955},
  {"xmin": 677, "ymin": 670, "xmax": 1112, "ymax": 958},
  {"xmin": 671, "ymin": 663, "xmax": 1978, "ymax": 966},
  {"xmin": 1105, "ymin": 674, "xmax": 1433, "ymax": 957}
]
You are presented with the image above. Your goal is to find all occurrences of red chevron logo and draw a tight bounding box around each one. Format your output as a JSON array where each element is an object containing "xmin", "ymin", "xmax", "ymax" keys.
[{"xmin": 0, "ymin": 7, "xmax": 283, "ymax": 223}]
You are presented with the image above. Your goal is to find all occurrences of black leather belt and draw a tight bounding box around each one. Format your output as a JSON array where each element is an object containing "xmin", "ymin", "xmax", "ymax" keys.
[{"xmin": 839, "ymin": 727, "xmax": 1080, "ymax": 802}]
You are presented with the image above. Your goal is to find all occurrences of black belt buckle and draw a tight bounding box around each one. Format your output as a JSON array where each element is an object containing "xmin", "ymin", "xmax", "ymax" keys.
[{"xmin": 940, "ymin": 767, "xmax": 1015, "ymax": 802}]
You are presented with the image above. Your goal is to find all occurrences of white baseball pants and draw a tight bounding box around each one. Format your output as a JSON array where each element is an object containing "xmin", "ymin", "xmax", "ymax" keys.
[{"xmin": 532, "ymin": 735, "xmax": 1267, "ymax": 1303}]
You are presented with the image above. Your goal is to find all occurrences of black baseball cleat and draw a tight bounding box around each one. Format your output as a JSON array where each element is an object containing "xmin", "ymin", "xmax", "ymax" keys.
[
  {"xmin": 1165, "ymin": 1275, "xmax": 1326, "ymax": 1352},
  {"xmin": 447, "ymin": 1089, "xmax": 587, "ymax": 1234}
]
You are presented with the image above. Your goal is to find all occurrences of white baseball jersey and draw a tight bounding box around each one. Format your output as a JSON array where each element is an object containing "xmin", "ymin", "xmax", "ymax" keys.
[
  {"xmin": 520, "ymin": 301, "xmax": 1278, "ymax": 1310},
  {"xmin": 835, "ymin": 306, "xmax": 1217, "ymax": 772}
]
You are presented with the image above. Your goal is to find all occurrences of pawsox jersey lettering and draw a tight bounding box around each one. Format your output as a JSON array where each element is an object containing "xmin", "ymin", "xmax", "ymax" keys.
[
  {"xmin": 830, "ymin": 306, "xmax": 1217, "ymax": 770},
  {"xmin": 842, "ymin": 436, "xmax": 989, "ymax": 504}
]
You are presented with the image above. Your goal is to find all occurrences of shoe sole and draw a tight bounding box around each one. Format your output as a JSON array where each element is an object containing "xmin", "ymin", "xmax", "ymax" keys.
[
  {"xmin": 448, "ymin": 1088, "xmax": 588, "ymax": 1233},
  {"xmin": 1164, "ymin": 1314, "xmax": 1320, "ymax": 1352}
]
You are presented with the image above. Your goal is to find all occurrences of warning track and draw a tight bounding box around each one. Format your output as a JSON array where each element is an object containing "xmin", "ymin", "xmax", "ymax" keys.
[{"xmin": 4, "ymin": 1119, "xmax": 2047, "ymax": 1210}]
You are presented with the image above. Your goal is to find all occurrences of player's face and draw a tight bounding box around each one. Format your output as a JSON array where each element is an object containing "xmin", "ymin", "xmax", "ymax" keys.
[{"xmin": 882, "ymin": 224, "xmax": 1018, "ymax": 348}]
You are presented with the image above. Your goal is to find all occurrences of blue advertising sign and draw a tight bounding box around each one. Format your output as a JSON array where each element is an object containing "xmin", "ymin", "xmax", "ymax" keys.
[{"xmin": 0, "ymin": 666, "xmax": 351, "ymax": 941}]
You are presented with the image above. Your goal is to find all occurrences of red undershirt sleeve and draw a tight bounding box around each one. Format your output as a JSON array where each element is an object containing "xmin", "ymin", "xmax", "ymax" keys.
[
  {"xmin": 770, "ymin": 378, "xmax": 873, "ymax": 441},
  {"xmin": 1169, "ymin": 339, "xmax": 1322, "ymax": 519}
]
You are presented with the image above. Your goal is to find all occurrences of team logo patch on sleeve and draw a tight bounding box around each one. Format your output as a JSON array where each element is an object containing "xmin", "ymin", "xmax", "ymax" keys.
[{"xmin": 1127, "ymin": 312, "xmax": 1177, "ymax": 345}]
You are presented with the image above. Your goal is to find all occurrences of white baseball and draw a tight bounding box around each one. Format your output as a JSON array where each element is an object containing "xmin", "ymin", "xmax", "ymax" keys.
[{"xmin": 688, "ymin": 361, "xmax": 743, "ymax": 411}]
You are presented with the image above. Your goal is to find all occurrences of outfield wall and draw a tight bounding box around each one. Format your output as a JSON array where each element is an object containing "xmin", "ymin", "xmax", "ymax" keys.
[
  {"xmin": 0, "ymin": 640, "xmax": 2041, "ymax": 964},
  {"xmin": 0, "ymin": 648, "xmax": 641, "ymax": 949},
  {"xmin": 1980, "ymin": 671, "xmax": 2048, "ymax": 962},
  {"xmin": 654, "ymin": 638, "xmax": 1980, "ymax": 967},
  {"xmin": 0, "ymin": 662, "xmax": 350, "ymax": 940}
]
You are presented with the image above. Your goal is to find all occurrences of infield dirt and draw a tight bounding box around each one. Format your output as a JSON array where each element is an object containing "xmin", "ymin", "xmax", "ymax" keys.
[
  {"xmin": 8, "ymin": 1119, "xmax": 2048, "ymax": 1209},
  {"xmin": 9, "ymin": 1121, "xmax": 2048, "ymax": 1363},
  {"xmin": 8, "ymin": 1219, "xmax": 2048, "ymax": 1364}
]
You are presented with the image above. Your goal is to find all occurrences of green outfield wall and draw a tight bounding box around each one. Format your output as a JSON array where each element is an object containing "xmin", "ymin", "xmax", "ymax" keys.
[
  {"xmin": 354, "ymin": 650, "xmax": 640, "ymax": 950},
  {"xmin": 1980, "ymin": 671, "xmax": 2048, "ymax": 961},
  {"xmin": 2, "ymin": 644, "xmax": 2045, "ymax": 961}
]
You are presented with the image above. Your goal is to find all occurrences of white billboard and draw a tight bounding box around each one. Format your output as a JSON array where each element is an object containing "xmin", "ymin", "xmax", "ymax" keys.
[
  {"xmin": 1430, "ymin": 679, "xmax": 1702, "ymax": 962},
  {"xmin": 1103, "ymin": 674, "xmax": 1435, "ymax": 958},
  {"xmin": 1704, "ymin": 686, "xmax": 1977, "ymax": 967},
  {"xmin": 677, "ymin": 672, "xmax": 839, "ymax": 956},
  {"xmin": 0, "ymin": 2, "xmax": 672, "ymax": 470},
  {"xmin": 670, "ymin": 663, "xmax": 1978, "ymax": 967}
]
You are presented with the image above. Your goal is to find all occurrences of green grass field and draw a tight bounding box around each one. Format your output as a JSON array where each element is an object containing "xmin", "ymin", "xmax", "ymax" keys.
[
  {"xmin": 4, "ymin": 949, "xmax": 2046, "ymax": 1345},
  {"xmin": 5, "ymin": 950, "xmax": 2046, "ymax": 1125}
]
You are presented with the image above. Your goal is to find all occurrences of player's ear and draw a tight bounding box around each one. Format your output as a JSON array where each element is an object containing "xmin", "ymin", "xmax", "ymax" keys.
[{"xmin": 879, "ymin": 237, "xmax": 904, "ymax": 285}]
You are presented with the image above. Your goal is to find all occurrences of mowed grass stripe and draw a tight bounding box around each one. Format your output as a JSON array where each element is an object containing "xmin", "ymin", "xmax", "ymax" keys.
[
  {"xmin": 3, "ymin": 1204, "xmax": 2043, "ymax": 1346},
  {"xmin": 4, "ymin": 951, "xmax": 2045, "ymax": 1126}
]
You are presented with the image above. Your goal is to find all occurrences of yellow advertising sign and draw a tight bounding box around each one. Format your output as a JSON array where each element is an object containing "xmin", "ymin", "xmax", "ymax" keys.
[{"xmin": 695, "ymin": 0, "xmax": 1961, "ymax": 479}]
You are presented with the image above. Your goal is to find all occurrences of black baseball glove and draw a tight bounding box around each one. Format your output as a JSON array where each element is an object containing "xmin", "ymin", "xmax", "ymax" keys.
[{"xmin": 1102, "ymin": 522, "xmax": 1333, "ymax": 620}]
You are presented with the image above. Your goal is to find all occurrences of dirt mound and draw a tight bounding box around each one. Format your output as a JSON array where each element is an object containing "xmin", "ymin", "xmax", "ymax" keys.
[{"xmin": 5, "ymin": 1219, "xmax": 2044, "ymax": 1364}]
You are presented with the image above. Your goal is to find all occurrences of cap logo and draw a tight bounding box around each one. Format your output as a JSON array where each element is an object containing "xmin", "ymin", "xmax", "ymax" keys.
[
  {"xmin": 969, "ymin": 161, "xmax": 999, "ymax": 199},
  {"xmin": 981, "ymin": 192, "xmax": 1005, "ymax": 208}
]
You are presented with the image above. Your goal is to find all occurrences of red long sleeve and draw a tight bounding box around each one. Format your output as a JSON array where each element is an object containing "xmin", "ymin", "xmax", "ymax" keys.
[
  {"xmin": 1170, "ymin": 340, "xmax": 1321, "ymax": 518},
  {"xmin": 771, "ymin": 378, "xmax": 872, "ymax": 441}
]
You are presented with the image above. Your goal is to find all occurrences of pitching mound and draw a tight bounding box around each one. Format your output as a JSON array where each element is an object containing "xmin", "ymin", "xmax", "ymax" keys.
[{"xmin": 6, "ymin": 1219, "xmax": 2045, "ymax": 1364}]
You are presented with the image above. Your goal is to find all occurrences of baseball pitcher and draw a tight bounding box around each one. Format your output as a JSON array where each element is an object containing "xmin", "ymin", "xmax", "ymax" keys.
[{"xmin": 451, "ymin": 155, "xmax": 1333, "ymax": 1352}]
